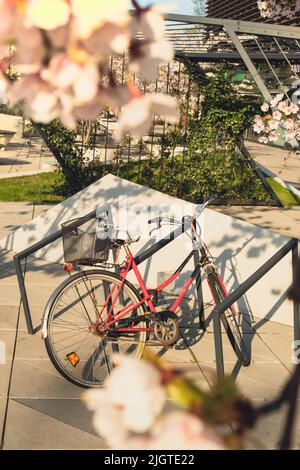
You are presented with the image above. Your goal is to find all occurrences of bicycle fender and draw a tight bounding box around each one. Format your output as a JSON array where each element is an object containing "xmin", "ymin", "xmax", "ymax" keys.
[{"xmin": 42, "ymin": 269, "xmax": 146, "ymax": 339}]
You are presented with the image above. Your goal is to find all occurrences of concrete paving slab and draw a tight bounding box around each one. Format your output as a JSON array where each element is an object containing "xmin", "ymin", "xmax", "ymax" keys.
[
  {"xmin": 186, "ymin": 330, "xmax": 280, "ymax": 365},
  {"xmin": 246, "ymin": 402, "xmax": 300, "ymax": 450},
  {"xmin": 255, "ymin": 332, "xmax": 295, "ymax": 364},
  {"xmin": 0, "ymin": 330, "xmax": 17, "ymax": 359},
  {"xmin": 0, "ymin": 360, "xmax": 12, "ymax": 396},
  {"xmin": 0, "ymin": 285, "xmax": 20, "ymax": 306},
  {"xmin": 145, "ymin": 342, "xmax": 197, "ymax": 363},
  {"xmin": 174, "ymin": 363, "xmax": 212, "ymax": 391},
  {"xmin": 0, "ymin": 135, "xmax": 56, "ymax": 179},
  {"xmin": 14, "ymin": 330, "xmax": 49, "ymax": 360},
  {"xmin": 0, "ymin": 397, "xmax": 7, "ymax": 437},
  {"xmin": 2, "ymin": 400, "xmax": 105, "ymax": 449},
  {"xmin": 224, "ymin": 363, "xmax": 291, "ymax": 400},
  {"xmin": 0, "ymin": 249, "xmax": 20, "ymax": 282},
  {"xmin": 0, "ymin": 305, "xmax": 19, "ymax": 330},
  {"xmin": 9, "ymin": 360, "xmax": 83, "ymax": 399},
  {"xmin": 14, "ymin": 398, "xmax": 97, "ymax": 436}
]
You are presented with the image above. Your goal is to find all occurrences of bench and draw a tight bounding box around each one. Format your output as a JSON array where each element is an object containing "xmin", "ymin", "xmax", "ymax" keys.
[{"xmin": 0, "ymin": 130, "xmax": 16, "ymax": 150}]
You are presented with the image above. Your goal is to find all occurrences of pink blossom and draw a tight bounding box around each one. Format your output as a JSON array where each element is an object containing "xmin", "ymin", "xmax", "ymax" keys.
[
  {"xmin": 261, "ymin": 102, "xmax": 269, "ymax": 112},
  {"xmin": 130, "ymin": 40, "xmax": 174, "ymax": 82},
  {"xmin": 270, "ymin": 93, "xmax": 284, "ymax": 108},
  {"xmin": 116, "ymin": 93, "xmax": 177, "ymax": 138},
  {"xmin": 277, "ymin": 100, "xmax": 288, "ymax": 112},
  {"xmin": 253, "ymin": 119, "xmax": 265, "ymax": 134},
  {"xmin": 272, "ymin": 110, "xmax": 282, "ymax": 121},
  {"xmin": 268, "ymin": 130, "xmax": 279, "ymax": 142},
  {"xmin": 71, "ymin": 0, "xmax": 130, "ymax": 39},
  {"xmin": 26, "ymin": 0, "xmax": 70, "ymax": 31},
  {"xmin": 254, "ymin": 114, "xmax": 263, "ymax": 123},
  {"xmin": 0, "ymin": 0, "xmax": 178, "ymax": 136},
  {"xmin": 284, "ymin": 118, "xmax": 295, "ymax": 130},
  {"xmin": 14, "ymin": 26, "xmax": 44, "ymax": 74},
  {"xmin": 84, "ymin": 23, "xmax": 130, "ymax": 60},
  {"xmin": 0, "ymin": 0, "xmax": 19, "ymax": 40},
  {"xmin": 283, "ymin": 106, "xmax": 293, "ymax": 116},
  {"xmin": 290, "ymin": 103, "xmax": 299, "ymax": 114},
  {"xmin": 268, "ymin": 119, "xmax": 280, "ymax": 130},
  {"xmin": 41, "ymin": 53, "xmax": 99, "ymax": 106},
  {"xmin": 151, "ymin": 412, "xmax": 225, "ymax": 450},
  {"xmin": 119, "ymin": 412, "xmax": 226, "ymax": 450},
  {"xmin": 84, "ymin": 355, "xmax": 167, "ymax": 447},
  {"xmin": 132, "ymin": 6, "xmax": 166, "ymax": 41}
]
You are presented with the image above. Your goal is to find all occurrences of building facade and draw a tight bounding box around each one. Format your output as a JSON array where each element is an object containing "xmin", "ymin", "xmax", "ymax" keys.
[{"xmin": 206, "ymin": 0, "xmax": 300, "ymax": 25}]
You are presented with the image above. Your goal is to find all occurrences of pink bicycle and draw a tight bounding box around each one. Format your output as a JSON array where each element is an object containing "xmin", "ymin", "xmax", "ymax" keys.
[{"xmin": 42, "ymin": 195, "xmax": 250, "ymax": 388}]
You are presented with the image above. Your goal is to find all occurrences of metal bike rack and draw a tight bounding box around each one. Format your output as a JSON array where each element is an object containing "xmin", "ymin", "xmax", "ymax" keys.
[
  {"xmin": 14, "ymin": 208, "xmax": 97, "ymax": 334},
  {"xmin": 13, "ymin": 210, "xmax": 299, "ymax": 379},
  {"xmin": 14, "ymin": 208, "xmax": 204, "ymax": 335},
  {"xmin": 211, "ymin": 237, "xmax": 299, "ymax": 378}
]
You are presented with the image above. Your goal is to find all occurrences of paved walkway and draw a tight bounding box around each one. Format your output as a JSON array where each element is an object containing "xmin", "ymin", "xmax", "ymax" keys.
[
  {"xmin": 246, "ymin": 141, "xmax": 300, "ymax": 190},
  {"xmin": 0, "ymin": 202, "xmax": 299, "ymax": 449},
  {"xmin": 213, "ymin": 142, "xmax": 300, "ymax": 241},
  {"xmin": 0, "ymin": 135, "xmax": 56, "ymax": 179}
]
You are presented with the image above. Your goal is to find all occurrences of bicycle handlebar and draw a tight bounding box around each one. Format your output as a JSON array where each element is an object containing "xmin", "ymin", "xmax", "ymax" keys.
[
  {"xmin": 147, "ymin": 191, "xmax": 226, "ymax": 226},
  {"xmin": 147, "ymin": 216, "xmax": 181, "ymax": 225}
]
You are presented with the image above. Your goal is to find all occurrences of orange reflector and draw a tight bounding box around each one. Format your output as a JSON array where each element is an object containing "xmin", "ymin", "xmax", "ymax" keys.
[{"xmin": 66, "ymin": 352, "xmax": 80, "ymax": 367}]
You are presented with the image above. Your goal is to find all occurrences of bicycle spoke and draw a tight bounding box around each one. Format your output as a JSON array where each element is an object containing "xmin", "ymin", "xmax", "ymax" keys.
[{"xmin": 46, "ymin": 271, "xmax": 147, "ymax": 387}]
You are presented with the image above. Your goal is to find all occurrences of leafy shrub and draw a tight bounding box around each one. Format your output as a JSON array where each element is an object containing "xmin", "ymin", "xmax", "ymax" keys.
[
  {"xmin": 153, "ymin": 70, "xmax": 270, "ymax": 203},
  {"xmin": 35, "ymin": 120, "xmax": 106, "ymax": 196}
]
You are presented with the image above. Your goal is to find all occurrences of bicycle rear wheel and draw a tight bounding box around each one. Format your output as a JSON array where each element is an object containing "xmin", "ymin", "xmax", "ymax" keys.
[
  {"xmin": 43, "ymin": 270, "xmax": 147, "ymax": 388},
  {"xmin": 208, "ymin": 273, "xmax": 250, "ymax": 366}
]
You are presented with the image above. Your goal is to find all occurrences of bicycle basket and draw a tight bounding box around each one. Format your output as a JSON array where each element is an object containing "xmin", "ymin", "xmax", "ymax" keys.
[{"xmin": 62, "ymin": 217, "xmax": 110, "ymax": 264}]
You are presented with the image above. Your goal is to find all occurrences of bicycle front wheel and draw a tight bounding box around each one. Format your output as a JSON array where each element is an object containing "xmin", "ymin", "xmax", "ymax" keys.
[
  {"xmin": 43, "ymin": 270, "xmax": 147, "ymax": 388},
  {"xmin": 209, "ymin": 273, "xmax": 250, "ymax": 367}
]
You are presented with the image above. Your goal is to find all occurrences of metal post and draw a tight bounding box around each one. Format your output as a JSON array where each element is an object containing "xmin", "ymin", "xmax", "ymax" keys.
[
  {"xmin": 213, "ymin": 311, "xmax": 225, "ymax": 378},
  {"xmin": 14, "ymin": 254, "xmax": 34, "ymax": 335},
  {"xmin": 292, "ymin": 241, "xmax": 300, "ymax": 342},
  {"xmin": 225, "ymin": 26, "xmax": 272, "ymax": 103},
  {"xmin": 193, "ymin": 250, "xmax": 205, "ymax": 329}
]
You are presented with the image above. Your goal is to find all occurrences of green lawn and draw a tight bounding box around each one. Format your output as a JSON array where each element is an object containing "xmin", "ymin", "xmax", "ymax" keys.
[
  {"xmin": 266, "ymin": 177, "xmax": 300, "ymax": 206},
  {"xmin": 0, "ymin": 167, "xmax": 298, "ymax": 207},
  {"xmin": 0, "ymin": 172, "xmax": 64, "ymax": 203}
]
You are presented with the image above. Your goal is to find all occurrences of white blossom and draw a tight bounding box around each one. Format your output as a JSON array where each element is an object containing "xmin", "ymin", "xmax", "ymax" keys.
[
  {"xmin": 261, "ymin": 102, "xmax": 269, "ymax": 112},
  {"xmin": 273, "ymin": 110, "xmax": 282, "ymax": 121},
  {"xmin": 84, "ymin": 355, "xmax": 167, "ymax": 447},
  {"xmin": 116, "ymin": 93, "xmax": 177, "ymax": 138}
]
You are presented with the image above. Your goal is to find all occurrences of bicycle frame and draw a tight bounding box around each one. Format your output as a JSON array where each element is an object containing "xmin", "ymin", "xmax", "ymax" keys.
[{"xmin": 95, "ymin": 219, "xmax": 209, "ymax": 333}]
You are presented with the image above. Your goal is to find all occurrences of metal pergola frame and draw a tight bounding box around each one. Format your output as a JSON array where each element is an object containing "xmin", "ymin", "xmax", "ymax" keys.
[{"xmin": 163, "ymin": 14, "xmax": 300, "ymax": 102}]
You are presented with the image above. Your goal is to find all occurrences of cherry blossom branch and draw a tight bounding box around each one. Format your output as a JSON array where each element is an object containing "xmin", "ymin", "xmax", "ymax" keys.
[{"xmin": 131, "ymin": 0, "xmax": 143, "ymax": 11}]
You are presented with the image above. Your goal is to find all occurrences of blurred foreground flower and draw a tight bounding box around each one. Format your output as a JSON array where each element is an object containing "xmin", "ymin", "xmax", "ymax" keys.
[
  {"xmin": 120, "ymin": 411, "xmax": 225, "ymax": 450},
  {"xmin": 84, "ymin": 355, "xmax": 167, "ymax": 447},
  {"xmin": 0, "ymin": 0, "xmax": 177, "ymax": 137},
  {"xmin": 83, "ymin": 353, "xmax": 254, "ymax": 450}
]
